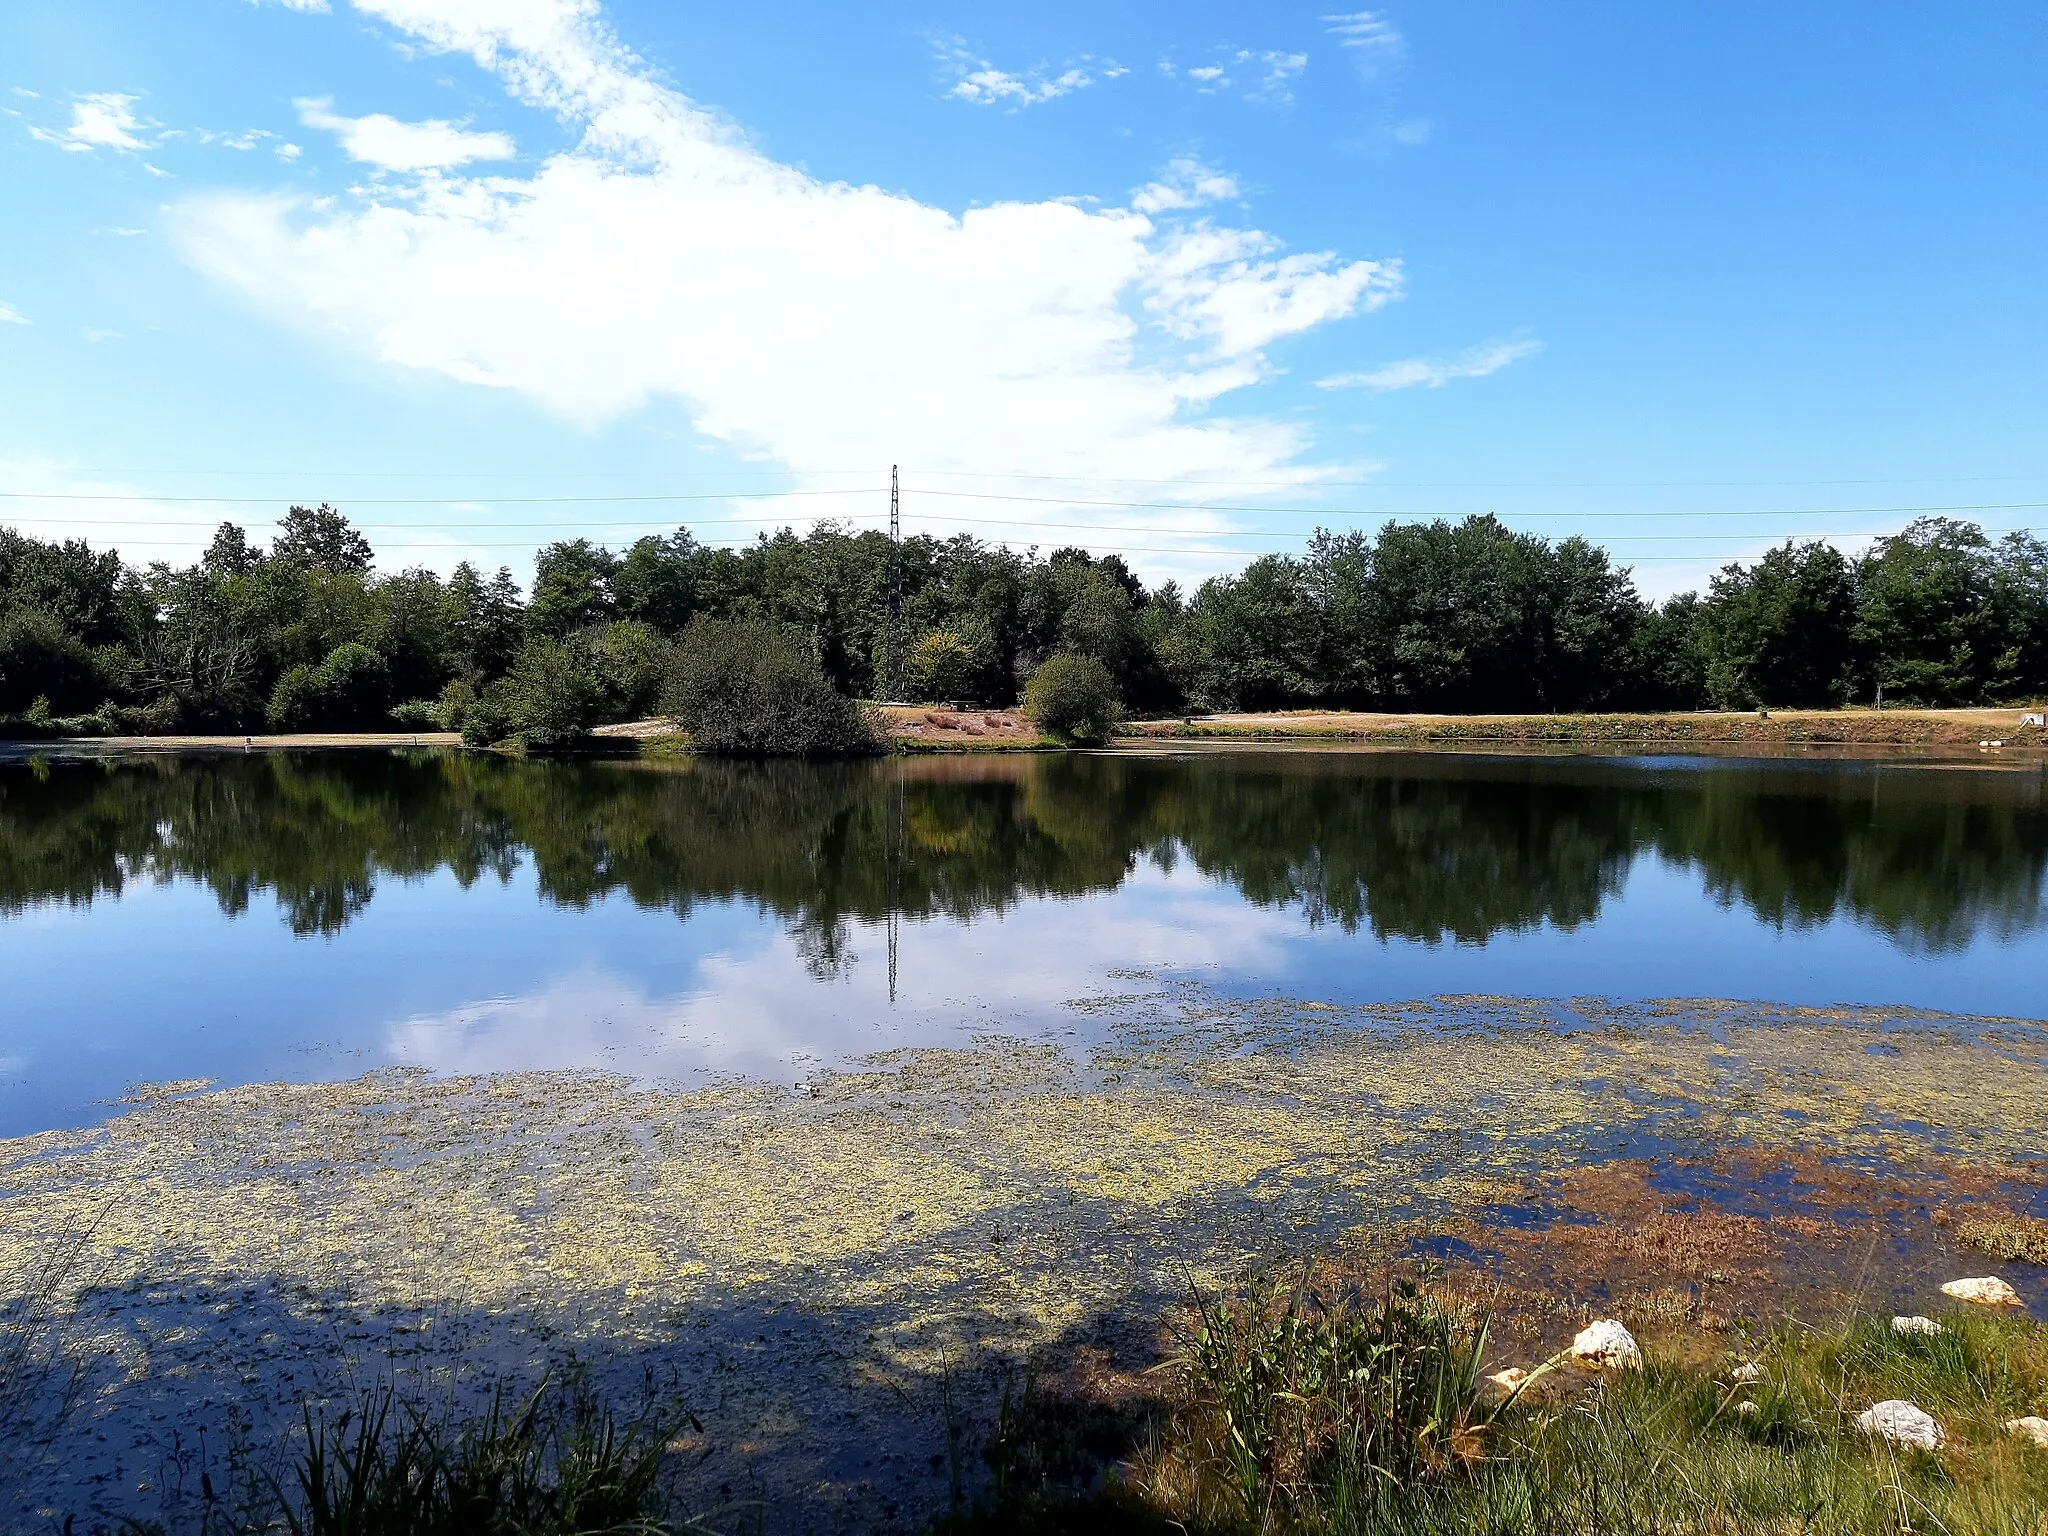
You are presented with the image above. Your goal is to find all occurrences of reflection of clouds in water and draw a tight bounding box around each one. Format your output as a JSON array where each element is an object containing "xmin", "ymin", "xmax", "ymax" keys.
[{"xmin": 385, "ymin": 863, "xmax": 1298, "ymax": 1081}]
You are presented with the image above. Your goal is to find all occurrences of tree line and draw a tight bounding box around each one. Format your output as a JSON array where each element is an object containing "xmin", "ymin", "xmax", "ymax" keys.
[{"xmin": 2, "ymin": 503, "xmax": 2044, "ymax": 736}]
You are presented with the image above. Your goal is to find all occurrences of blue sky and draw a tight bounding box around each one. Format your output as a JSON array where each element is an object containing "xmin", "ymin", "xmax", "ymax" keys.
[{"xmin": 2, "ymin": 0, "xmax": 2044, "ymax": 596}]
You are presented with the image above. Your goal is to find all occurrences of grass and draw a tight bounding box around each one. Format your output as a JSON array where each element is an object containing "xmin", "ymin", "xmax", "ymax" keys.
[
  {"xmin": 945, "ymin": 1268, "xmax": 2048, "ymax": 1536},
  {"xmin": 112, "ymin": 1376, "xmax": 688, "ymax": 1536}
]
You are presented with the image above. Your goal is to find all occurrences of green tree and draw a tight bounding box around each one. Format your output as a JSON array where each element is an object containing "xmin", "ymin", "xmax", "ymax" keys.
[
  {"xmin": 1024, "ymin": 654, "xmax": 1122, "ymax": 743},
  {"xmin": 272, "ymin": 504, "xmax": 374, "ymax": 577},
  {"xmin": 1854, "ymin": 518, "xmax": 2004, "ymax": 704},
  {"xmin": 1700, "ymin": 541, "xmax": 1860, "ymax": 707},
  {"xmin": 528, "ymin": 540, "xmax": 619, "ymax": 637}
]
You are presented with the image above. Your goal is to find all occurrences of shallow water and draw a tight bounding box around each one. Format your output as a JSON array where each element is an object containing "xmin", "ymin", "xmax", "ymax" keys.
[{"xmin": 3, "ymin": 745, "xmax": 2044, "ymax": 1137}]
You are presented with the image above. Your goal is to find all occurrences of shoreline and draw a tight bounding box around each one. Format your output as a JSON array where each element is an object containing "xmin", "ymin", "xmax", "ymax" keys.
[{"xmin": 3, "ymin": 705, "xmax": 2044, "ymax": 762}]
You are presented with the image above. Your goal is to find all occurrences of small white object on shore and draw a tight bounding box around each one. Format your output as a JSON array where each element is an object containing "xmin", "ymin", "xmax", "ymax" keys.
[
  {"xmin": 2006, "ymin": 1416, "xmax": 2048, "ymax": 1449},
  {"xmin": 1891, "ymin": 1315, "xmax": 1943, "ymax": 1336},
  {"xmin": 1488, "ymin": 1367, "xmax": 1529, "ymax": 1392},
  {"xmin": 1733, "ymin": 1361, "xmax": 1764, "ymax": 1382},
  {"xmin": 1941, "ymin": 1276, "xmax": 2022, "ymax": 1307},
  {"xmin": 1858, "ymin": 1400, "xmax": 1945, "ymax": 1451},
  {"xmin": 1569, "ymin": 1319, "xmax": 1643, "ymax": 1370}
]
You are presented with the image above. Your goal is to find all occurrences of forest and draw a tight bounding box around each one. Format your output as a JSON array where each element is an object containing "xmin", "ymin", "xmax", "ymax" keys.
[{"xmin": 1, "ymin": 502, "xmax": 2045, "ymax": 737}]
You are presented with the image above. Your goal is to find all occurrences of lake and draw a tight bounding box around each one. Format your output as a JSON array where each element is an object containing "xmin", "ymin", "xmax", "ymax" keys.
[{"xmin": 4, "ymin": 743, "xmax": 2044, "ymax": 1138}]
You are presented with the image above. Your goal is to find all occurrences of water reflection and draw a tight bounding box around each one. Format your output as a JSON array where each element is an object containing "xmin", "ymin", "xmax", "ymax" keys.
[{"xmin": 2, "ymin": 749, "xmax": 2042, "ymax": 953}]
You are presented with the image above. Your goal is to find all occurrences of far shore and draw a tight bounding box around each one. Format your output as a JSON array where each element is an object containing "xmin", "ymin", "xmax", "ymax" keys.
[{"xmin": 2, "ymin": 704, "xmax": 2043, "ymax": 761}]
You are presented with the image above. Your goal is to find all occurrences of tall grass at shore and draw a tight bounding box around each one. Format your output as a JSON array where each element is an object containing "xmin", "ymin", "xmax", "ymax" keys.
[{"xmin": 948, "ymin": 1273, "xmax": 2048, "ymax": 1536}]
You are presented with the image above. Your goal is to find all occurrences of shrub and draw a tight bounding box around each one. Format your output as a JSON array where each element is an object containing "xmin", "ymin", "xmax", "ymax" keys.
[
  {"xmin": 584, "ymin": 619, "xmax": 668, "ymax": 721},
  {"xmin": 1024, "ymin": 654, "xmax": 1122, "ymax": 744},
  {"xmin": 909, "ymin": 629, "xmax": 979, "ymax": 703},
  {"xmin": 664, "ymin": 617, "xmax": 881, "ymax": 757},
  {"xmin": 267, "ymin": 663, "xmax": 322, "ymax": 732},
  {"xmin": 494, "ymin": 637, "xmax": 605, "ymax": 750},
  {"xmin": 435, "ymin": 676, "xmax": 479, "ymax": 731},
  {"xmin": 266, "ymin": 644, "xmax": 394, "ymax": 732},
  {"xmin": 0, "ymin": 607, "xmax": 104, "ymax": 716},
  {"xmin": 389, "ymin": 698, "xmax": 440, "ymax": 727},
  {"xmin": 316, "ymin": 643, "xmax": 390, "ymax": 725}
]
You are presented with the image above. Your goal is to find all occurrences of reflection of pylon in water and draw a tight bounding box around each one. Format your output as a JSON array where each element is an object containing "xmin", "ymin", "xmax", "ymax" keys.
[{"xmin": 886, "ymin": 760, "xmax": 902, "ymax": 1004}]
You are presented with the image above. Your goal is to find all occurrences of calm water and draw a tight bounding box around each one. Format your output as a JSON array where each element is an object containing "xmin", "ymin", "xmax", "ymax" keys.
[{"xmin": 2, "ymin": 745, "xmax": 2044, "ymax": 1137}]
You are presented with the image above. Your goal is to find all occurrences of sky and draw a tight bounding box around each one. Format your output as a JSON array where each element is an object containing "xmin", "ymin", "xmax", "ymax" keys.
[{"xmin": 1, "ymin": 0, "xmax": 2044, "ymax": 598}]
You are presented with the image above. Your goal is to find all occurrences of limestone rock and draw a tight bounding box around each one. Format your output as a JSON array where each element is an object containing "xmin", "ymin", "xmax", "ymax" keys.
[
  {"xmin": 2007, "ymin": 1416, "xmax": 2048, "ymax": 1449},
  {"xmin": 1488, "ymin": 1367, "xmax": 1528, "ymax": 1392},
  {"xmin": 1941, "ymin": 1276, "xmax": 2022, "ymax": 1307},
  {"xmin": 1891, "ymin": 1315, "xmax": 1943, "ymax": 1336},
  {"xmin": 1858, "ymin": 1400, "xmax": 1945, "ymax": 1451},
  {"xmin": 1569, "ymin": 1319, "xmax": 1642, "ymax": 1370}
]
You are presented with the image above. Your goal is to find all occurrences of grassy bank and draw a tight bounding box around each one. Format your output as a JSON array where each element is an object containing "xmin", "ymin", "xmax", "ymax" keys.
[
  {"xmin": 1129, "ymin": 706, "xmax": 2048, "ymax": 749},
  {"xmin": 949, "ymin": 1274, "xmax": 2048, "ymax": 1536}
]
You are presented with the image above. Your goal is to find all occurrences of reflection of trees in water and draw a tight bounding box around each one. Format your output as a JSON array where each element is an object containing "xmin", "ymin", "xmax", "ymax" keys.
[{"xmin": 0, "ymin": 750, "xmax": 2041, "ymax": 951}]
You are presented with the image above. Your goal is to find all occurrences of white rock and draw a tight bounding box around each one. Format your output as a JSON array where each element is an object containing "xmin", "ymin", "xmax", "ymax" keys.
[
  {"xmin": 1733, "ymin": 1361, "xmax": 1764, "ymax": 1382},
  {"xmin": 2006, "ymin": 1416, "xmax": 2048, "ymax": 1449},
  {"xmin": 1941, "ymin": 1276, "xmax": 2023, "ymax": 1307},
  {"xmin": 1569, "ymin": 1319, "xmax": 1643, "ymax": 1370},
  {"xmin": 1488, "ymin": 1367, "xmax": 1528, "ymax": 1392},
  {"xmin": 1858, "ymin": 1400, "xmax": 1945, "ymax": 1451},
  {"xmin": 1891, "ymin": 1315, "xmax": 1943, "ymax": 1336},
  {"xmin": 1737, "ymin": 1400, "xmax": 1761, "ymax": 1416}
]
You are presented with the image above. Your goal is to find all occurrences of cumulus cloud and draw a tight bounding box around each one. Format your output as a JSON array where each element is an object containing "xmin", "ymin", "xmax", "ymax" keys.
[
  {"xmin": 1130, "ymin": 158, "xmax": 1240, "ymax": 215},
  {"xmin": 29, "ymin": 92, "xmax": 153, "ymax": 153},
  {"xmin": 1319, "ymin": 337, "xmax": 1540, "ymax": 391},
  {"xmin": 172, "ymin": 0, "xmax": 1400, "ymax": 563},
  {"xmin": 0, "ymin": 303, "xmax": 27, "ymax": 325},
  {"xmin": 296, "ymin": 97, "xmax": 515, "ymax": 170},
  {"xmin": 937, "ymin": 39, "xmax": 1123, "ymax": 108}
]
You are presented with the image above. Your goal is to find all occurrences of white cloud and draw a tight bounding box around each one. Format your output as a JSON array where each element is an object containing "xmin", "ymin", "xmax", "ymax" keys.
[
  {"xmin": 1324, "ymin": 10, "xmax": 1405, "ymax": 73},
  {"xmin": 276, "ymin": 141, "xmax": 303, "ymax": 161},
  {"xmin": 172, "ymin": 0, "xmax": 1400, "ymax": 570},
  {"xmin": 29, "ymin": 92, "xmax": 153, "ymax": 153},
  {"xmin": 296, "ymin": 96, "xmax": 515, "ymax": 170},
  {"xmin": 0, "ymin": 302, "xmax": 27, "ymax": 325},
  {"xmin": 1319, "ymin": 337, "xmax": 1540, "ymax": 391},
  {"xmin": 937, "ymin": 40, "xmax": 1118, "ymax": 108},
  {"xmin": 1130, "ymin": 158, "xmax": 1239, "ymax": 215},
  {"xmin": 81, "ymin": 327, "xmax": 123, "ymax": 342},
  {"xmin": 249, "ymin": 0, "xmax": 332, "ymax": 11},
  {"xmin": 1162, "ymin": 47, "xmax": 1308, "ymax": 103},
  {"xmin": 1236, "ymin": 50, "xmax": 1308, "ymax": 102}
]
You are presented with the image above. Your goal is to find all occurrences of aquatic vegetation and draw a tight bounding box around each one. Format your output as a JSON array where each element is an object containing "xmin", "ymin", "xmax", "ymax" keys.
[
  {"xmin": 2, "ymin": 991, "xmax": 2044, "ymax": 1528},
  {"xmin": 1956, "ymin": 1211, "xmax": 2048, "ymax": 1268}
]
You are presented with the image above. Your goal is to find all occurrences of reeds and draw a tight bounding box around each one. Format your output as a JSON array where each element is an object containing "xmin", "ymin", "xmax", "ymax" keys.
[{"xmin": 956, "ymin": 1276, "xmax": 2048, "ymax": 1536}]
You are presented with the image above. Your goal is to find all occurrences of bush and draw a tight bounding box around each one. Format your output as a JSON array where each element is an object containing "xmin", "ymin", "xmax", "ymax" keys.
[
  {"xmin": 584, "ymin": 620, "xmax": 668, "ymax": 721},
  {"xmin": 465, "ymin": 637, "xmax": 603, "ymax": 750},
  {"xmin": 266, "ymin": 644, "xmax": 394, "ymax": 732},
  {"xmin": 664, "ymin": 617, "xmax": 881, "ymax": 758},
  {"xmin": 389, "ymin": 698, "xmax": 440, "ymax": 727},
  {"xmin": 908, "ymin": 629, "xmax": 979, "ymax": 703},
  {"xmin": 0, "ymin": 607, "xmax": 104, "ymax": 716},
  {"xmin": 1024, "ymin": 654, "xmax": 1122, "ymax": 744},
  {"xmin": 267, "ymin": 663, "xmax": 322, "ymax": 732},
  {"xmin": 435, "ymin": 676, "xmax": 479, "ymax": 731}
]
